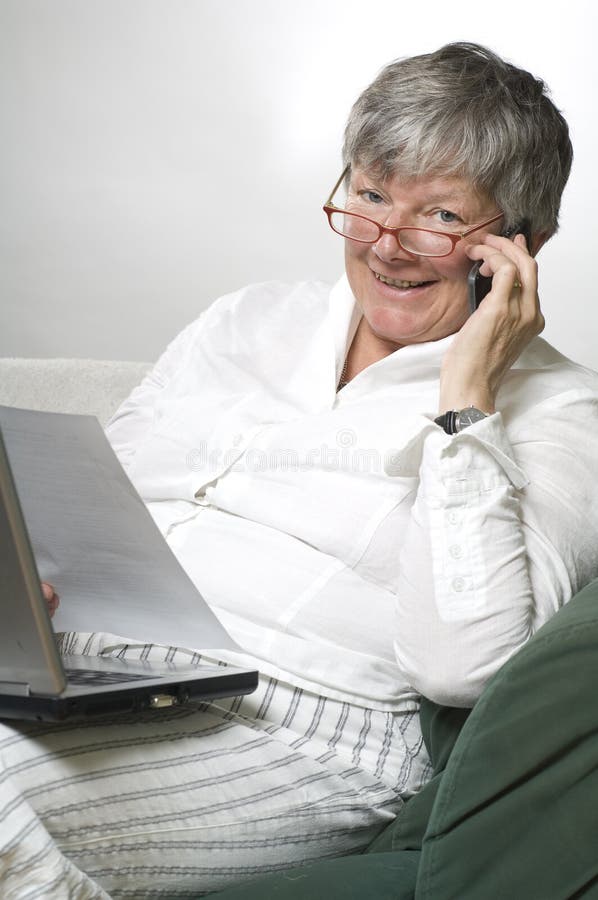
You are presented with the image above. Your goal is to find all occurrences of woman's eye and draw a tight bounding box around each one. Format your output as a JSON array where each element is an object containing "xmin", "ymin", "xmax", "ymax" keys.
[
  {"xmin": 360, "ymin": 190, "xmax": 385, "ymax": 205},
  {"xmin": 436, "ymin": 209, "xmax": 459, "ymax": 225}
]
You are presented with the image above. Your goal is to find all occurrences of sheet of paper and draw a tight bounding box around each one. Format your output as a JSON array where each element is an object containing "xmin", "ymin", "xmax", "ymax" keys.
[{"xmin": 0, "ymin": 405, "xmax": 239, "ymax": 652}]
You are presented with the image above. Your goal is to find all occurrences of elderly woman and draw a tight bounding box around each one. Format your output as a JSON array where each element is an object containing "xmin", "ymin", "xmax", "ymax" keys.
[{"xmin": 2, "ymin": 42, "xmax": 598, "ymax": 899}]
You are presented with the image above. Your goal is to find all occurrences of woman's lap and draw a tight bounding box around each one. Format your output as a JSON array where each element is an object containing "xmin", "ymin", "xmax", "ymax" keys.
[
  {"xmin": 0, "ymin": 635, "xmax": 422, "ymax": 898},
  {"xmin": 1, "ymin": 702, "xmax": 400, "ymax": 897}
]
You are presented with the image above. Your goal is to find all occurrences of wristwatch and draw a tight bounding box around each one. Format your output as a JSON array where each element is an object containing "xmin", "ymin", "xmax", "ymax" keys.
[{"xmin": 434, "ymin": 406, "xmax": 489, "ymax": 435}]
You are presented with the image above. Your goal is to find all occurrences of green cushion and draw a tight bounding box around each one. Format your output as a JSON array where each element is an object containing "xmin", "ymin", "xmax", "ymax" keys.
[
  {"xmin": 417, "ymin": 578, "xmax": 598, "ymax": 900},
  {"xmin": 212, "ymin": 692, "xmax": 471, "ymax": 899},
  {"xmin": 367, "ymin": 704, "xmax": 470, "ymax": 854},
  {"xmin": 210, "ymin": 852, "xmax": 421, "ymax": 900}
]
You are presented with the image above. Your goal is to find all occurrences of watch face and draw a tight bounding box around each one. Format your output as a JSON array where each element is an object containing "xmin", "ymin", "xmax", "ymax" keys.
[{"xmin": 457, "ymin": 407, "xmax": 487, "ymax": 430}]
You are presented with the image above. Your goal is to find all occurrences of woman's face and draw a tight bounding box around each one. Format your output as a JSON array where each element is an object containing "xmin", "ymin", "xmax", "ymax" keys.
[{"xmin": 343, "ymin": 167, "xmax": 503, "ymax": 352}]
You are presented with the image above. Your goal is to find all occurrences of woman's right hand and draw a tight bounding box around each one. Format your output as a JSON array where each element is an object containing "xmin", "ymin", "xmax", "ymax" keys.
[
  {"xmin": 439, "ymin": 232, "xmax": 544, "ymax": 415},
  {"xmin": 41, "ymin": 582, "xmax": 60, "ymax": 618}
]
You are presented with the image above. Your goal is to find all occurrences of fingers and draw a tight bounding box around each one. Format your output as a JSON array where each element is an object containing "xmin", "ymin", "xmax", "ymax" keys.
[
  {"xmin": 41, "ymin": 581, "xmax": 60, "ymax": 618},
  {"xmin": 465, "ymin": 232, "xmax": 545, "ymax": 353},
  {"xmin": 512, "ymin": 232, "xmax": 529, "ymax": 251},
  {"xmin": 509, "ymin": 235, "xmax": 527, "ymax": 290},
  {"xmin": 467, "ymin": 231, "xmax": 531, "ymax": 270},
  {"xmin": 443, "ymin": 230, "xmax": 544, "ymax": 411},
  {"xmin": 466, "ymin": 232, "xmax": 538, "ymax": 302}
]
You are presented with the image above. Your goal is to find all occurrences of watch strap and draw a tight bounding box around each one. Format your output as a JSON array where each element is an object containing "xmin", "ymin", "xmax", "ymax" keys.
[
  {"xmin": 434, "ymin": 406, "xmax": 489, "ymax": 435},
  {"xmin": 434, "ymin": 410, "xmax": 459, "ymax": 434}
]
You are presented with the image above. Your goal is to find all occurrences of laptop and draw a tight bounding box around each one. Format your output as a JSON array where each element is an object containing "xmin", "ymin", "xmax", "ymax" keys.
[{"xmin": 0, "ymin": 427, "xmax": 258, "ymax": 722}]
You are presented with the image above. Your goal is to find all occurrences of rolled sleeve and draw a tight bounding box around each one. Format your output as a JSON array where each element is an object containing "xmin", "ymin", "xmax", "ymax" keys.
[{"xmin": 394, "ymin": 413, "xmax": 535, "ymax": 707}]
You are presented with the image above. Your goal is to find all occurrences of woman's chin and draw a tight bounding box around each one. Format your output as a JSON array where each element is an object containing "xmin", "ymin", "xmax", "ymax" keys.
[{"xmin": 362, "ymin": 309, "xmax": 435, "ymax": 348}]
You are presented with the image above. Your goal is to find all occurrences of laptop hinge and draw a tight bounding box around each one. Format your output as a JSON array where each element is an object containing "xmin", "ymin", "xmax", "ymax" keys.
[{"xmin": 0, "ymin": 681, "xmax": 31, "ymax": 696}]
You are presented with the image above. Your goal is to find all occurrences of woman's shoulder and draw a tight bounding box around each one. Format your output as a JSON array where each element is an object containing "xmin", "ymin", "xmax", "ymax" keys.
[
  {"xmin": 165, "ymin": 280, "xmax": 335, "ymax": 365},
  {"xmin": 508, "ymin": 336, "xmax": 598, "ymax": 394},
  {"xmin": 517, "ymin": 337, "xmax": 597, "ymax": 377},
  {"xmin": 501, "ymin": 337, "xmax": 598, "ymax": 435},
  {"xmin": 201, "ymin": 279, "xmax": 333, "ymax": 326}
]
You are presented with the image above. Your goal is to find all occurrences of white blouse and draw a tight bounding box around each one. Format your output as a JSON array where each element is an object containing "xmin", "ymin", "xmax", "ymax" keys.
[{"xmin": 106, "ymin": 276, "xmax": 598, "ymax": 710}]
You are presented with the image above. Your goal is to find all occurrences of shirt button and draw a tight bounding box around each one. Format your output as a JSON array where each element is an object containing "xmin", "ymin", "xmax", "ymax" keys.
[
  {"xmin": 447, "ymin": 511, "xmax": 460, "ymax": 525},
  {"xmin": 452, "ymin": 577, "xmax": 466, "ymax": 592},
  {"xmin": 449, "ymin": 544, "xmax": 463, "ymax": 559}
]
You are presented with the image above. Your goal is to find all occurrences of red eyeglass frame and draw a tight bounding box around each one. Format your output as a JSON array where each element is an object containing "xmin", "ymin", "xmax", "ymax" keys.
[{"xmin": 323, "ymin": 167, "xmax": 504, "ymax": 258}]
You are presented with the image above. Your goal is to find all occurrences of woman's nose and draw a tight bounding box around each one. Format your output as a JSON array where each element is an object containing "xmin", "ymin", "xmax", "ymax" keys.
[{"xmin": 372, "ymin": 230, "xmax": 418, "ymax": 262}]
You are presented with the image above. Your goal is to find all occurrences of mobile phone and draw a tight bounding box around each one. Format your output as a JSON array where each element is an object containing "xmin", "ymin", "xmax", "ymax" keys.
[{"xmin": 467, "ymin": 220, "xmax": 532, "ymax": 314}]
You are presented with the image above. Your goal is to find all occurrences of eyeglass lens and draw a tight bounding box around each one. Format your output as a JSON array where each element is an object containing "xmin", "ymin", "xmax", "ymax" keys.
[{"xmin": 328, "ymin": 211, "xmax": 454, "ymax": 256}]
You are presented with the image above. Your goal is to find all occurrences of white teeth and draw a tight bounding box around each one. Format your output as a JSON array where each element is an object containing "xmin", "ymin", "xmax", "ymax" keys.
[{"xmin": 375, "ymin": 272, "xmax": 425, "ymax": 288}]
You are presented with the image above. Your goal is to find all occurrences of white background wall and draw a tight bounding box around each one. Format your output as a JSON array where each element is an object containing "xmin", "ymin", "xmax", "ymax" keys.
[{"xmin": 1, "ymin": 0, "xmax": 596, "ymax": 367}]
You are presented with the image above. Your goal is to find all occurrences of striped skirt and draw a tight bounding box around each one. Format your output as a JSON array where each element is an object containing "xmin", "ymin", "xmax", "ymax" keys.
[{"xmin": 0, "ymin": 634, "xmax": 431, "ymax": 899}]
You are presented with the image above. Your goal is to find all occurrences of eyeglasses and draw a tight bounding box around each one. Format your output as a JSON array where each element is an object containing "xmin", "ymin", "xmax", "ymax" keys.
[{"xmin": 323, "ymin": 168, "xmax": 503, "ymax": 258}]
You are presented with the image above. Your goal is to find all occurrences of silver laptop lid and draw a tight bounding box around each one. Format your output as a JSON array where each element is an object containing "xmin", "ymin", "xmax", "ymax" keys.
[{"xmin": 0, "ymin": 428, "xmax": 66, "ymax": 696}]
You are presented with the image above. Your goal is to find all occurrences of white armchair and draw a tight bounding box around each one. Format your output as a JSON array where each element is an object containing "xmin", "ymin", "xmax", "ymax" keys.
[{"xmin": 0, "ymin": 358, "xmax": 151, "ymax": 424}]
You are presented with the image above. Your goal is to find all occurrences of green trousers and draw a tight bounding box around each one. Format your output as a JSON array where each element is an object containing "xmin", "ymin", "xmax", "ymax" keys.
[{"xmin": 214, "ymin": 578, "xmax": 598, "ymax": 899}]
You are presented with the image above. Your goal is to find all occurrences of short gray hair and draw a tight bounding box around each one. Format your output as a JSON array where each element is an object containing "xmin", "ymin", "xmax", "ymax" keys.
[{"xmin": 343, "ymin": 42, "xmax": 572, "ymax": 237}]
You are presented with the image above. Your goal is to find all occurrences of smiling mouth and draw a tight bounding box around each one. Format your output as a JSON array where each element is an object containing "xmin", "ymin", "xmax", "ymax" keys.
[{"xmin": 374, "ymin": 272, "xmax": 432, "ymax": 289}]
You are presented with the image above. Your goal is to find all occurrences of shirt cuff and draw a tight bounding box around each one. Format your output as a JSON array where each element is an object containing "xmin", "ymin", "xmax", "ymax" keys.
[{"xmin": 387, "ymin": 411, "xmax": 529, "ymax": 490}]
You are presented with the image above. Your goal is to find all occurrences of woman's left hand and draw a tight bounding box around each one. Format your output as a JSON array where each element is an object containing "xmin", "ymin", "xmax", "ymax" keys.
[
  {"xmin": 41, "ymin": 582, "xmax": 60, "ymax": 618},
  {"xmin": 439, "ymin": 232, "xmax": 545, "ymax": 414}
]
